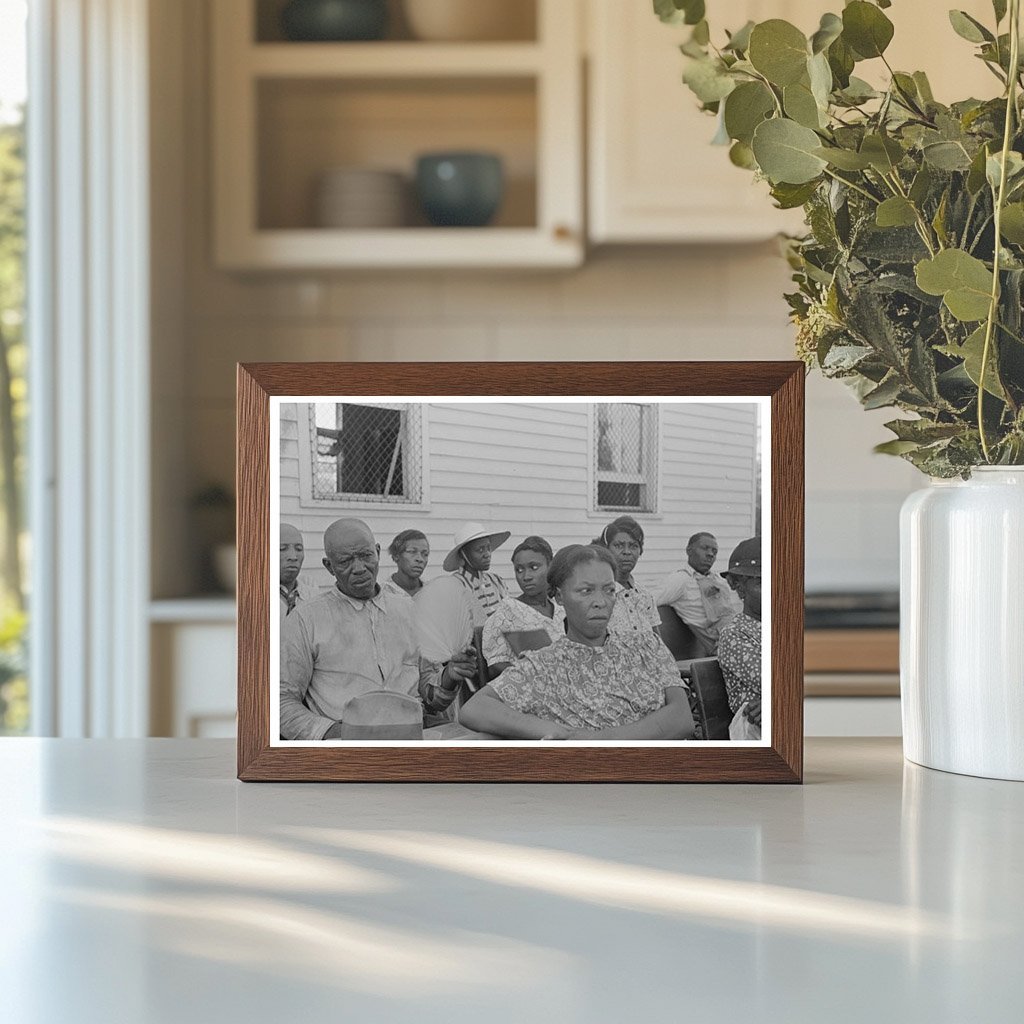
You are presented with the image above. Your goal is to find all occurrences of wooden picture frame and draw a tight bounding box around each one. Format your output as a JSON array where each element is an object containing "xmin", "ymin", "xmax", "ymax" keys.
[{"xmin": 237, "ymin": 362, "xmax": 804, "ymax": 782}]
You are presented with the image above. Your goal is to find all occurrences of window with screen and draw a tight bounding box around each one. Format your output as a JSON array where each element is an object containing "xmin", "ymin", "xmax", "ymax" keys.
[
  {"xmin": 593, "ymin": 402, "xmax": 658, "ymax": 513},
  {"xmin": 310, "ymin": 402, "xmax": 423, "ymax": 503}
]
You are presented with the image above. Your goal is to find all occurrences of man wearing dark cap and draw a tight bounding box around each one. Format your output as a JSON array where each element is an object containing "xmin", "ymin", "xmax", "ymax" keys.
[{"xmin": 717, "ymin": 536, "xmax": 762, "ymax": 738}]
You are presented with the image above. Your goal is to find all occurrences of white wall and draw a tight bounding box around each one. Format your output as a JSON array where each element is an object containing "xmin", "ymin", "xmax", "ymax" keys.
[{"xmin": 279, "ymin": 400, "xmax": 758, "ymax": 594}]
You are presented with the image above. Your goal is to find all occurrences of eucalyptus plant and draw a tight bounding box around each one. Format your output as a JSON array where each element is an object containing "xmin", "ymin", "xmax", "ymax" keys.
[{"xmin": 657, "ymin": 0, "xmax": 1024, "ymax": 476}]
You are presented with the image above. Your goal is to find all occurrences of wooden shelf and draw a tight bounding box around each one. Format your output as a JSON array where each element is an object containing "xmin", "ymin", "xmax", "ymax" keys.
[
  {"xmin": 217, "ymin": 226, "xmax": 580, "ymax": 270},
  {"xmin": 249, "ymin": 42, "xmax": 544, "ymax": 78},
  {"xmin": 150, "ymin": 597, "xmax": 237, "ymax": 623},
  {"xmin": 805, "ymin": 629, "xmax": 900, "ymax": 675},
  {"xmin": 212, "ymin": 0, "xmax": 583, "ymax": 269}
]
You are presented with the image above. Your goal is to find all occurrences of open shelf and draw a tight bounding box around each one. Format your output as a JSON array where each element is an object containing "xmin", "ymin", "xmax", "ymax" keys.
[
  {"xmin": 257, "ymin": 77, "xmax": 538, "ymax": 232},
  {"xmin": 213, "ymin": 0, "xmax": 582, "ymax": 268},
  {"xmin": 254, "ymin": 0, "xmax": 539, "ymax": 45},
  {"xmin": 249, "ymin": 42, "xmax": 544, "ymax": 77}
]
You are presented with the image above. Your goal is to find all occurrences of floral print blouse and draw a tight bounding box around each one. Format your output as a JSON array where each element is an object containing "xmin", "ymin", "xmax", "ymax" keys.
[
  {"xmin": 717, "ymin": 612, "xmax": 761, "ymax": 714},
  {"xmin": 481, "ymin": 596, "xmax": 566, "ymax": 667},
  {"xmin": 609, "ymin": 580, "xmax": 662, "ymax": 642},
  {"xmin": 489, "ymin": 633, "xmax": 684, "ymax": 731}
]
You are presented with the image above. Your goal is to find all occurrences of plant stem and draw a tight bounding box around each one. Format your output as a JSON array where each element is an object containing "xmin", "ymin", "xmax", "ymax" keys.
[
  {"xmin": 978, "ymin": 0, "xmax": 1021, "ymax": 462},
  {"xmin": 997, "ymin": 319, "xmax": 1024, "ymax": 345},
  {"xmin": 749, "ymin": 69, "xmax": 784, "ymax": 117},
  {"xmin": 822, "ymin": 167, "xmax": 881, "ymax": 205},
  {"xmin": 884, "ymin": 171, "xmax": 938, "ymax": 255}
]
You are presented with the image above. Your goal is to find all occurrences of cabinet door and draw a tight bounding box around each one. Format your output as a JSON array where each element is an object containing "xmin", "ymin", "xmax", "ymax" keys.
[
  {"xmin": 587, "ymin": 0, "xmax": 810, "ymax": 243},
  {"xmin": 588, "ymin": 0, "xmax": 1001, "ymax": 244}
]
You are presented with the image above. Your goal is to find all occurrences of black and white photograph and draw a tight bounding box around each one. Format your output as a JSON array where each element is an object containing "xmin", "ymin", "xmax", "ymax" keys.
[{"xmin": 270, "ymin": 396, "xmax": 770, "ymax": 746}]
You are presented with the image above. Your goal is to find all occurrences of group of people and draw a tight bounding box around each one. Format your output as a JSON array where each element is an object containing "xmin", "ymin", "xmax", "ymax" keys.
[{"xmin": 278, "ymin": 514, "xmax": 762, "ymax": 742}]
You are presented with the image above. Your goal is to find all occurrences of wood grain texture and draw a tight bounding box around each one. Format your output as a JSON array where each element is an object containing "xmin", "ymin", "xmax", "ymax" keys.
[
  {"xmin": 804, "ymin": 629, "xmax": 899, "ymax": 674},
  {"xmin": 237, "ymin": 361, "xmax": 805, "ymax": 783}
]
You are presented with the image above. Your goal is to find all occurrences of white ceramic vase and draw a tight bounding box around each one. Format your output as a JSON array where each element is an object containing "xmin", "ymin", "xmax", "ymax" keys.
[{"xmin": 900, "ymin": 467, "xmax": 1024, "ymax": 781}]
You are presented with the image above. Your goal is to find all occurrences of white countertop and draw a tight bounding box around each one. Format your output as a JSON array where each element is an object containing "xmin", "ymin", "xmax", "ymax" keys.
[{"xmin": 1, "ymin": 738, "xmax": 1020, "ymax": 1023}]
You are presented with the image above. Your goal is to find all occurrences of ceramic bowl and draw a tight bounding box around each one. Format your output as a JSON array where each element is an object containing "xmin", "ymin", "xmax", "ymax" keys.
[
  {"xmin": 315, "ymin": 168, "xmax": 408, "ymax": 228},
  {"xmin": 403, "ymin": 0, "xmax": 534, "ymax": 42},
  {"xmin": 415, "ymin": 152, "xmax": 504, "ymax": 227},
  {"xmin": 281, "ymin": 0, "xmax": 388, "ymax": 42}
]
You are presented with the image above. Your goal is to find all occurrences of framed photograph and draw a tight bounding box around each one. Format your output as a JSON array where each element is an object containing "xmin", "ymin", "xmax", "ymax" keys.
[{"xmin": 237, "ymin": 362, "xmax": 804, "ymax": 782}]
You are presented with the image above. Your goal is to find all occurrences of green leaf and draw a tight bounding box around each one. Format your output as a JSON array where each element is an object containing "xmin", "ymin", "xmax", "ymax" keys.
[
  {"xmin": 922, "ymin": 140, "xmax": 973, "ymax": 171},
  {"xmin": 860, "ymin": 133, "xmax": 904, "ymax": 173},
  {"xmin": 842, "ymin": 1, "xmax": 895, "ymax": 59},
  {"xmin": 884, "ymin": 418, "xmax": 963, "ymax": 443},
  {"xmin": 876, "ymin": 197, "xmax": 918, "ymax": 228},
  {"xmin": 723, "ymin": 81, "xmax": 776, "ymax": 145},
  {"xmin": 807, "ymin": 51, "xmax": 833, "ymax": 111},
  {"xmin": 912, "ymin": 71, "xmax": 935, "ymax": 104},
  {"xmin": 908, "ymin": 165, "xmax": 933, "ymax": 205},
  {"xmin": 932, "ymin": 190, "xmax": 950, "ymax": 247},
  {"xmin": 682, "ymin": 57, "xmax": 736, "ymax": 104},
  {"xmin": 770, "ymin": 180, "xmax": 820, "ymax": 209},
  {"xmin": 729, "ymin": 140, "xmax": 757, "ymax": 169},
  {"xmin": 993, "ymin": 0, "xmax": 1008, "ymax": 24},
  {"xmin": 948, "ymin": 10, "xmax": 994, "ymax": 44},
  {"xmin": 692, "ymin": 19, "xmax": 710, "ymax": 46},
  {"xmin": 682, "ymin": 0, "xmax": 705, "ymax": 25},
  {"xmin": 748, "ymin": 20, "xmax": 809, "ymax": 87},
  {"xmin": 827, "ymin": 36, "xmax": 856, "ymax": 89},
  {"xmin": 653, "ymin": 0, "xmax": 682, "ymax": 24},
  {"xmin": 862, "ymin": 374, "xmax": 903, "ymax": 409},
  {"xmin": 751, "ymin": 118, "xmax": 828, "ymax": 184},
  {"xmin": 810, "ymin": 13, "xmax": 843, "ymax": 54},
  {"xmin": 939, "ymin": 325, "xmax": 1006, "ymax": 398},
  {"xmin": 653, "ymin": 0, "xmax": 705, "ymax": 26},
  {"xmin": 724, "ymin": 20, "xmax": 755, "ymax": 53},
  {"xmin": 1000, "ymin": 203, "xmax": 1024, "ymax": 245},
  {"xmin": 874, "ymin": 439, "xmax": 922, "ymax": 455},
  {"xmin": 915, "ymin": 250, "xmax": 994, "ymax": 322},
  {"xmin": 836, "ymin": 76, "xmax": 879, "ymax": 105},
  {"xmin": 967, "ymin": 144, "xmax": 991, "ymax": 194},
  {"xmin": 784, "ymin": 80, "xmax": 824, "ymax": 129},
  {"xmin": 986, "ymin": 150, "xmax": 1024, "ymax": 191},
  {"xmin": 813, "ymin": 146, "xmax": 872, "ymax": 170},
  {"xmin": 711, "ymin": 110, "xmax": 731, "ymax": 145}
]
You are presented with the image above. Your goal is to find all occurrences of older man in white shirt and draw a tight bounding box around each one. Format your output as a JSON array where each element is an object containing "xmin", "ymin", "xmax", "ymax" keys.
[
  {"xmin": 656, "ymin": 532, "xmax": 741, "ymax": 656},
  {"xmin": 280, "ymin": 518, "xmax": 476, "ymax": 740}
]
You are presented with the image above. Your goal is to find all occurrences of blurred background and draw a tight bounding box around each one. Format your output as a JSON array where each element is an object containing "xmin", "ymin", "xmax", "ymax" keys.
[{"xmin": 0, "ymin": 0, "xmax": 997, "ymax": 739}]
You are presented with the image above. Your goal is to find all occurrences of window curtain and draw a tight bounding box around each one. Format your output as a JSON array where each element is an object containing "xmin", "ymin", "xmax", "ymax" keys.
[{"xmin": 28, "ymin": 0, "xmax": 150, "ymax": 736}]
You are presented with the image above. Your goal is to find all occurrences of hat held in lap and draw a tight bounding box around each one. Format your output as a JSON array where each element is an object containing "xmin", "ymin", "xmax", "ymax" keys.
[{"xmin": 336, "ymin": 691, "xmax": 424, "ymax": 740}]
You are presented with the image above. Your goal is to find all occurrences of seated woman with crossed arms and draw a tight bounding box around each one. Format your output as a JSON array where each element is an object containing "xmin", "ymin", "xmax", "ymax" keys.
[{"xmin": 460, "ymin": 544, "xmax": 696, "ymax": 741}]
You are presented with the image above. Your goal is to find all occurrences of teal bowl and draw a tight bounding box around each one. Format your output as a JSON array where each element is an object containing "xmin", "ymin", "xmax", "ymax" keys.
[
  {"xmin": 281, "ymin": 0, "xmax": 388, "ymax": 42},
  {"xmin": 415, "ymin": 153, "xmax": 505, "ymax": 228}
]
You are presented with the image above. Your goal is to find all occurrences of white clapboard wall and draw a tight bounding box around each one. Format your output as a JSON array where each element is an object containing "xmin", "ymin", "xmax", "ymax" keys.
[{"xmin": 279, "ymin": 401, "xmax": 759, "ymax": 597}]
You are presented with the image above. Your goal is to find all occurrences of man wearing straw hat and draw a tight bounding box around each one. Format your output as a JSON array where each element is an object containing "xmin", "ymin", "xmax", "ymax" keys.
[{"xmin": 443, "ymin": 522, "xmax": 512, "ymax": 625}]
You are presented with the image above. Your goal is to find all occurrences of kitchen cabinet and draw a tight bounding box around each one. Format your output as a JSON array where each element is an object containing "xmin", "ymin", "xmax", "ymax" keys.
[
  {"xmin": 587, "ymin": 0, "xmax": 810, "ymax": 243},
  {"xmin": 150, "ymin": 600, "xmax": 237, "ymax": 737},
  {"xmin": 586, "ymin": 0, "xmax": 999, "ymax": 244},
  {"xmin": 211, "ymin": 0, "xmax": 583, "ymax": 269}
]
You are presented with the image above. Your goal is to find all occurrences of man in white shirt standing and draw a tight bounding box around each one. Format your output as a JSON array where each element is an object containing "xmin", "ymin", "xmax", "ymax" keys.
[
  {"xmin": 656, "ymin": 532, "xmax": 741, "ymax": 656},
  {"xmin": 280, "ymin": 518, "xmax": 476, "ymax": 740}
]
